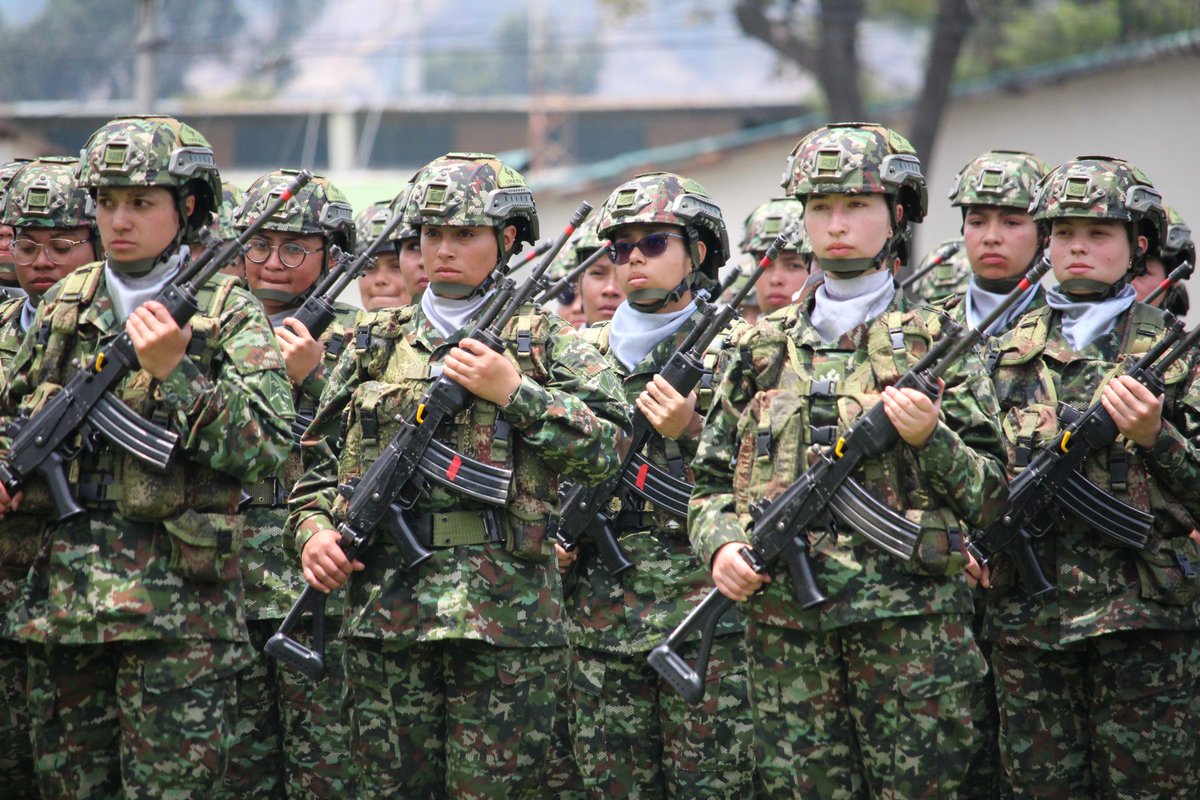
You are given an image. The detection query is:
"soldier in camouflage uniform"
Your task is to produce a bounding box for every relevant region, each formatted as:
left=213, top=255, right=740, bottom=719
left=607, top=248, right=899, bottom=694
left=554, top=172, right=758, bottom=798
left=1132, top=204, right=1192, bottom=317
left=0, top=159, right=33, bottom=301
left=982, top=157, right=1200, bottom=799
left=0, top=155, right=100, bottom=800
left=356, top=197, right=415, bottom=310
left=690, top=123, right=1007, bottom=799
left=210, top=180, right=246, bottom=275
left=741, top=196, right=810, bottom=318
left=543, top=225, right=588, bottom=328
left=219, top=170, right=358, bottom=800
left=569, top=216, right=623, bottom=327
left=0, top=115, right=293, bottom=799
left=906, top=235, right=971, bottom=302
left=287, top=152, right=629, bottom=799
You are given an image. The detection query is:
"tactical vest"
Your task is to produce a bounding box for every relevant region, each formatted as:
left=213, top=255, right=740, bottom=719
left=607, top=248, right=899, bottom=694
left=989, top=303, right=1191, bottom=538
left=730, top=304, right=966, bottom=576
left=16, top=262, right=243, bottom=522
left=339, top=303, right=558, bottom=560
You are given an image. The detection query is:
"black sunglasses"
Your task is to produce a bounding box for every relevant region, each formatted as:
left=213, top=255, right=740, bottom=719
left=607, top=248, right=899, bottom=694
left=605, top=232, right=685, bottom=265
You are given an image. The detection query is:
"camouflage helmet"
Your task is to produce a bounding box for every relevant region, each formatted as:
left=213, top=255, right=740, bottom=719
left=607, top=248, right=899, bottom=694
left=1161, top=205, right=1195, bottom=269
left=594, top=171, right=730, bottom=281
left=740, top=196, right=807, bottom=255
left=0, top=159, right=33, bottom=216
left=385, top=185, right=420, bottom=248
left=1, top=157, right=96, bottom=235
left=212, top=181, right=244, bottom=240
left=354, top=199, right=396, bottom=256
left=948, top=150, right=1047, bottom=211
left=235, top=169, right=355, bottom=258
left=402, top=152, right=539, bottom=250
left=1031, top=156, right=1166, bottom=256
left=571, top=215, right=606, bottom=262
left=77, top=115, right=221, bottom=236
left=782, top=122, right=927, bottom=224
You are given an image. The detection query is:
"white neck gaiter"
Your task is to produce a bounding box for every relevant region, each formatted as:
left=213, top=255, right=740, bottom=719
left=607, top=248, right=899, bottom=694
left=966, top=275, right=1039, bottom=334
left=104, top=247, right=188, bottom=323
left=1044, top=282, right=1135, bottom=351
left=421, top=286, right=495, bottom=339
left=609, top=299, right=696, bottom=371
left=809, top=269, right=895, bottom=343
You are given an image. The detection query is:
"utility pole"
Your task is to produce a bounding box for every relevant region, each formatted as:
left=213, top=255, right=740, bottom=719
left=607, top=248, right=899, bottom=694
left=527, top=0, right=574, bottom=174
left=134, top=0, right=162, bottom=111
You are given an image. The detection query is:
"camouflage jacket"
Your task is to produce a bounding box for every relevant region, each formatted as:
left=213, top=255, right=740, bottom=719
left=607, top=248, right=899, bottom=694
left=240, top=301, right=359, bottom=621
left=286, top=299, right=629, bottom=649
left=0, top=296, right=43, bottom=613
left=564, top=310, right=741, bottom=654
left=690, top=280, right=1008, bottom=631
left=0, top=262, right=294, bottom=644
left=984, top=303, right=1200, bottom=648
left=909, top=237, right=970, bottom=303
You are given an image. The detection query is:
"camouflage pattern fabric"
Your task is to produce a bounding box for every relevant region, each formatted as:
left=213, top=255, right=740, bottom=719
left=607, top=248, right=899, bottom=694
left=746, top=615, right=982, bottom=799
left=285, top=297, right=627, bottom=795
left=740, top=196, right=807, bottom=256
left=570, top=635, right=757, bottom=798
left=948, top=150, right=1047, bottom=212
left=236, top=169, right=355, bottom=259
left=214, top=181, right=245, bottom=240
left=343, top=638, right=579, bottom=799
left=401, top=152, right=539, bottom=247
left=25, top=638, right=246, bottom=800
left=222, top=302, right=358, bottom=798
left=907, top=237, right=971, bottom=303
left=689, top=281, right=1007, bottom=796
left=0, top=297, right=40, bottom=797
left=984, top=303, right=1200, bottom=796
left=563, top=313, right=757, bottom=797
left=1, top=156, right=96, bottom=233
left=218, top=618, right=353, bottom=800
left=0, top=158, right=33, bottom=286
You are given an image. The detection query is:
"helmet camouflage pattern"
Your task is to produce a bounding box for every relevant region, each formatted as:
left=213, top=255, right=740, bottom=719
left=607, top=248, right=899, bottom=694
left=719, top=269, right=761, bottom=309
left=385, top=184, right=420, bottom=248
left=77, top=115, right=221, bottom=235
left=1161, top=205, right=1194, bottom=268
left=948, top=150, right=1047, bottom=211
left=0, top=159, right=33, bottom=214
left=402, top=152, right=539, bottom=250
left=1, top=157, right=96, bottom=235
left=235, top=169, right=355, bottom=256
left=1031, top=156, right=1166, bottom=254
left=212, top=181, right=243, bottom=240
left=782, top=122, right=927, bottom=223
left=354, top=199, right=397, bottom=256
left=595, top=171, right=730, bottom=280
left=740, top=196, right=807, bottom=255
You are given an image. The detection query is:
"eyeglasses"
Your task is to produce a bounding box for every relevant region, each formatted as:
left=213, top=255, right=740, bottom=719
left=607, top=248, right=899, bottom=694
left=244, top=238, right=321, bottom=269
left=605, top=232, right=685, bottom=265
left=9, top=237, right=92, bottom=266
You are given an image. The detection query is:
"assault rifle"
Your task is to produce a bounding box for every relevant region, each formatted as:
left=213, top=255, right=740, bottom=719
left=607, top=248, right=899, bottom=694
left=551, top=235, right=788, bottom=577
left=285, top=207, right=411, bottom=444
left=536, top=240, right=611, bottom=305
left=648, top=257, right=1052, bottom=704
left=0, top=171, right=314, bottom=521
left=265, top=202, right=593, bottom=680
left=899, top=240, right=963, bottom=292
left=1143, top=260, right=1194, bottom=307
left=696, top=265, right=744, bottom=305
left=966, top=315, right=1200, bottom=595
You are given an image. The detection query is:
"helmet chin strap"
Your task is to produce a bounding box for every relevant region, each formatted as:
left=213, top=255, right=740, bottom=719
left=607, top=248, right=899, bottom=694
left=627, top=274, right=694, bottom=312
left=975, top=251, right=1043, bottom=293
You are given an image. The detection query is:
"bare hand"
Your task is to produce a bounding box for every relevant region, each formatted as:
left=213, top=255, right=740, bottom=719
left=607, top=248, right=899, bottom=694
left=555, top=543, right=578, bottom=574
left=636, top=375, right=699, bottom=441
left=127, top=300, right=191, bottom=381
left=881, top=379, right=943, bottom=449
left=301, top=527, right=364, bottom=593
left=0, top=482, right=24, bottom=517
left=711, top=541, right=769, bottom=602
left=276, top=318, right=325, bottom=385
left=443, top=338, right=522, bottom=406
left=963, top=548, right=991, bottom=590
left=1101, top=375, right=1163, bottom=449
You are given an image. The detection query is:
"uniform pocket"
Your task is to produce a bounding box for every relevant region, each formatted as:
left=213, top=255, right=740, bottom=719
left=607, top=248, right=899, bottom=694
left=1135, top=536, right=1200, bottom=606
left=905, top=508, right=967, bottom=577
left=163, top=510, right=241, bottom=583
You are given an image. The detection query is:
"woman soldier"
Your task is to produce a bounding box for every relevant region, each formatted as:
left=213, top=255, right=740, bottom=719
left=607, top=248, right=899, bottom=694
left=0, top=115, right=293, bottom=799
left=689, top=122, right=1007, bottom=798
left=356, top=197, right=420, bottom=310
left=983, top=157, right=1200, bottom=798
left=556, top=172, right=758, bottom=798
left=741, top=196, right=810, bottom=319
left=220, top=170, right=358, bottom=799
left=0, top=155, right=100, bottom=799
left=1132, top=205, right=1192, bottom=316
left=287, top=152, right=628, bottom=799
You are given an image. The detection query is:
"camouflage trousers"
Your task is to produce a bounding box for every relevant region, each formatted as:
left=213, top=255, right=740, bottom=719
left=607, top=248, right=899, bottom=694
left=25, top=638, right=246, bottom=800
left=958, top=602, right=1009, bottom=800
left=218, top=617, right=353, bottom=799
left=991, top=629, right=1200, bottom=799
left=746, top=614, right=983, bottom=800
left=569, top=635, right=759, bottom=799
left=0, top=638, right=37, bottom=799
left=343, top=637, right=582, bottom=799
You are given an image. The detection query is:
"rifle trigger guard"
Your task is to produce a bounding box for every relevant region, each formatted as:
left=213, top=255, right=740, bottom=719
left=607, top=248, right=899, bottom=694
left=1059, top=431, right=1072, bottom=453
